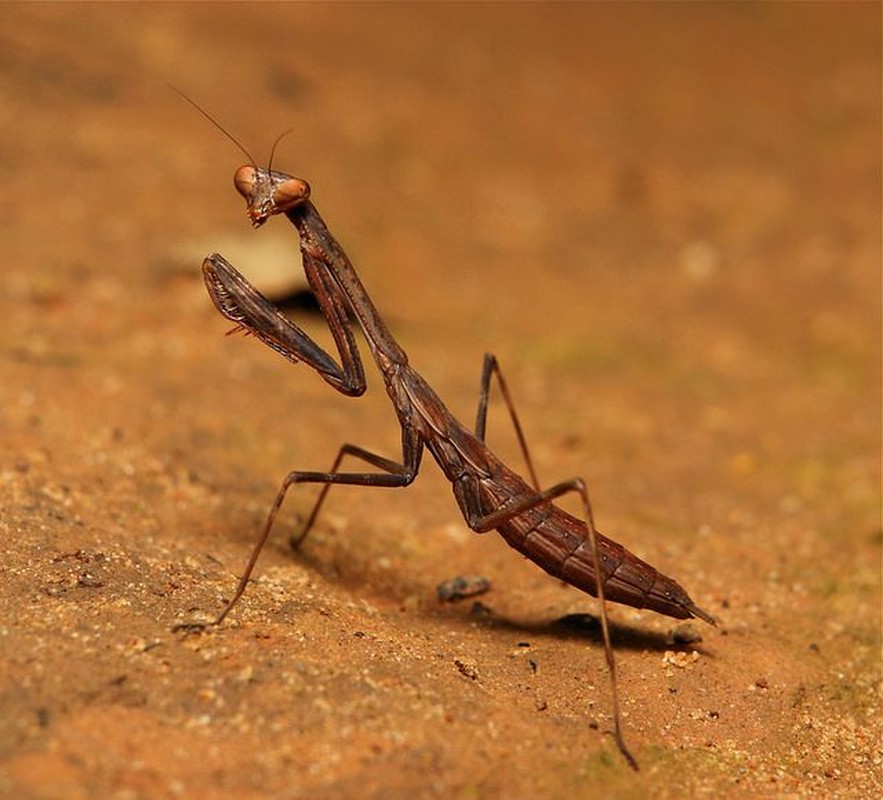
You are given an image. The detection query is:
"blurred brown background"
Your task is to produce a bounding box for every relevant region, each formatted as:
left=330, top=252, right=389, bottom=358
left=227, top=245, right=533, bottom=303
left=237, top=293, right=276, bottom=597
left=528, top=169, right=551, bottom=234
left=1, top=4, right=879, bottom=798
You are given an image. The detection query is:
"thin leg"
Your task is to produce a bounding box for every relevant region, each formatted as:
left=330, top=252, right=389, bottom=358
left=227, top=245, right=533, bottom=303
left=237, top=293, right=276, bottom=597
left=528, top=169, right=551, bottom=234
left=467, top=477, right=639, bottom=772
left=290, top=443, right=414, bottom=550
left=474, top=354, right=540, bottom=490
left=207, top=438, right=421, bottom=628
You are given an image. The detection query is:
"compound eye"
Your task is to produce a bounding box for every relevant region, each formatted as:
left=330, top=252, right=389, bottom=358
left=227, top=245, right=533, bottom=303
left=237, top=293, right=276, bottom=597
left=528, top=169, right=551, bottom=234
left=272, top=177, right=311, bottom=212
left=233, top=165, right=259, bottom=200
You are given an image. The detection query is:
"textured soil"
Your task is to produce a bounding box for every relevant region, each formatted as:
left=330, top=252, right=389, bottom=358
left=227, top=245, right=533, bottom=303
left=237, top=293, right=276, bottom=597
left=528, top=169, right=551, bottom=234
left=1, top=5, right=880, bottom=799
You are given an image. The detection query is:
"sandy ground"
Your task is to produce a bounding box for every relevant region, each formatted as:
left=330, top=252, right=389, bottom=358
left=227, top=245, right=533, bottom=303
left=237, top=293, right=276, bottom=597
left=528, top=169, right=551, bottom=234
left=1, top=4, right=880, bottom=799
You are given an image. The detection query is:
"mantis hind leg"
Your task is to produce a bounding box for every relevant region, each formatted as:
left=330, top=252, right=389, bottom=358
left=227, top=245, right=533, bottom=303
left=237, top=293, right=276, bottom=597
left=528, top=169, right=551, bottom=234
left=466, top=475, right=638, bottom=770
left=468, top=357, right=639, bottom=770
left=474, top=354, right=540, bottom=490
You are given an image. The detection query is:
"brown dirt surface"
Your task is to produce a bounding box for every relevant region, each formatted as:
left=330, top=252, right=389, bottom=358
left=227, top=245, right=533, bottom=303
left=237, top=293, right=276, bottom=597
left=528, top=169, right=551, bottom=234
left=1, top=5, right=880, bottom=799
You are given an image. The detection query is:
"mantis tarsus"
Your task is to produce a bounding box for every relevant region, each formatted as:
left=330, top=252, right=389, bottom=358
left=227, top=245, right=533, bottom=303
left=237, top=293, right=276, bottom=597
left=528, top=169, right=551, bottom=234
left=188, top=110, right=715, bottom=770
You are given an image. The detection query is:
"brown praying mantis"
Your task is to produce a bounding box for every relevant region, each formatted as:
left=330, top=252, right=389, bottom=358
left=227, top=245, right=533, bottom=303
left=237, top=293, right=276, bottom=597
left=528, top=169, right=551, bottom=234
left=187, top=103, right=715, bottom=770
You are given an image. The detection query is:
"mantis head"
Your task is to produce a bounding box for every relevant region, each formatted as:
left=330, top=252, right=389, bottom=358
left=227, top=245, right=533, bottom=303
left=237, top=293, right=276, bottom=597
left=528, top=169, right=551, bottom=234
left=173, top=89, right=310, bottom=227
left=233, top=166, right=311, bottom=228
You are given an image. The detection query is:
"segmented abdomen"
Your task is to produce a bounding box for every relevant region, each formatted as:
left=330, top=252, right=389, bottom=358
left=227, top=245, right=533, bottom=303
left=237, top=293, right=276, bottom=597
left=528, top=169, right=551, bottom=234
left=495, top=501, right=712, bottom=623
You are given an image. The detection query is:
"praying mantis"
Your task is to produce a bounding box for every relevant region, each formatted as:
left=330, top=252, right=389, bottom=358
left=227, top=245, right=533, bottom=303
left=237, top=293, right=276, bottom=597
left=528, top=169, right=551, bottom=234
left=186, top=101, right=715, bottom=769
